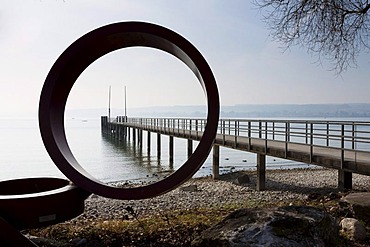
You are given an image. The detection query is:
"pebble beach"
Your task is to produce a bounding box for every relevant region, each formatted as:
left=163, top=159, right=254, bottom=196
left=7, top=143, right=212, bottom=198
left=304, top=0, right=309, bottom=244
left=76, top=168, right=370, bottom=221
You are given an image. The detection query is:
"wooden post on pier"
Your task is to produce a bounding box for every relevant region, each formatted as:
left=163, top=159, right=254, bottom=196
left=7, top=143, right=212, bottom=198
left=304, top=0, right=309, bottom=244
left=113, top=124, right=117, bottom=139
left=137, top=129, right=140, bottom=144
left=257, top=153, right=266, bottom=191
left=139, top=129, right=143, bottom=149
left=187, top=139, right=193, bottom=159
left=157, top=133, right=161, bottom=158
left=118, top=125, right=122, bottom=140
left=147, top=131, right=151, bottom=154
left=213, top=145, right=220, bottom=179
left=169, top=136, right=174, bottom=163
left=136, top=129, right=139, bottom=145
left=338, top=170, right=352, bottom=190
left=132, top=128, right=136, bottom=145
left=101, top=116, right=108, bottom=133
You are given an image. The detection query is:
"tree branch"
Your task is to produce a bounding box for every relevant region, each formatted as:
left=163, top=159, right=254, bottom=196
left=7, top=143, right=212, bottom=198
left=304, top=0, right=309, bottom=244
left=255, top=0, right=370, bottom=74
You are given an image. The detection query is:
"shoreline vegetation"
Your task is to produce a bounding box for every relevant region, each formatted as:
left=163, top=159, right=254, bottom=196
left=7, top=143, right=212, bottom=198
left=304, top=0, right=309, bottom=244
left=28, top=167, right=370, bottom=246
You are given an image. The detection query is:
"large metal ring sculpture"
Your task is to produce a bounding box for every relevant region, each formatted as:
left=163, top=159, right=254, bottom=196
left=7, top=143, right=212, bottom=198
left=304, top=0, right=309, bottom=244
left=39, top=21, right=220, bottom=200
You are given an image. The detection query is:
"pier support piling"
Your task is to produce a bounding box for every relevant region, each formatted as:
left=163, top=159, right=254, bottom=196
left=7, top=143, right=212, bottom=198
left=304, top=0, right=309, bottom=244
left=101, top=116, right=108, bottom=134
left=139, top=129, right=143, bottom=149
left=169, top=136, right=174, bottom=163
left=118, top=126, right=121, bottom=140
left=147, top=131, right=151, bottom=154
left=120, top=126, right=124, bottom=141
left=157, top=133, right=161, bottom=158
left=213, top=145, right=220, bottom=179
left=132, top=128, right=136, bottom=145
left=187, top=139, right=193, bottom=159
left=257, top=153, right=266, bottom=191
left=338, top=170, right=352, bottom=190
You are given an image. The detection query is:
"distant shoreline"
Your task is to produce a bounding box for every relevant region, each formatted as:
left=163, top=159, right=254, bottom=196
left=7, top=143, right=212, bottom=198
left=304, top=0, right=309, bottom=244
left=64, top=103, right=370, bottom=119
left=4, top=103, right=370, bottom=119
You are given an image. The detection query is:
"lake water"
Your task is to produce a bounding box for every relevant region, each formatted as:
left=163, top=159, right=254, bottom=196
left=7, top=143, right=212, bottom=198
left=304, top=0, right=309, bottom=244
left=0, top=117, right=331, bottom=183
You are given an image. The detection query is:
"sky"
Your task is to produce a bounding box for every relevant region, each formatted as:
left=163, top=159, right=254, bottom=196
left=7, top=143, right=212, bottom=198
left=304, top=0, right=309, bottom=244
left=1, top=0, right=370, bottom=117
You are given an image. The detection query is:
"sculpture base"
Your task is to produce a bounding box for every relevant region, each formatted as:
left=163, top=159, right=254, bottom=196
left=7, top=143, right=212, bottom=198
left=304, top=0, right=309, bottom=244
left=0, top=177, right=91, bottom=246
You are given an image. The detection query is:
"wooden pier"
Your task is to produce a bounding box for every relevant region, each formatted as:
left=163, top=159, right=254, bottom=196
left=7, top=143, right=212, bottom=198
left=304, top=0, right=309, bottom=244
left=101, top=116, right=370, bottom=191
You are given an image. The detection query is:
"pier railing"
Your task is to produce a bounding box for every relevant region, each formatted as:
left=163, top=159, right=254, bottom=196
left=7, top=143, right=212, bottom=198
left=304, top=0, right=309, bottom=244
left=106, top=117, right=370, bottom=188
left=114, top=117, right=370, bottom=153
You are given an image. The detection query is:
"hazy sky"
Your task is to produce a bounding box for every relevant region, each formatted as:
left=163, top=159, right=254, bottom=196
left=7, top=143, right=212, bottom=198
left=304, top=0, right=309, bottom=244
left=1, top=0, right=370, bottom=117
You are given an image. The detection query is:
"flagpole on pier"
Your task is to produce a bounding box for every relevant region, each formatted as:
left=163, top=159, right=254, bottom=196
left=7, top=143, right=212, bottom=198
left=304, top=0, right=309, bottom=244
left=108, top=85, right=111, bottom=120
left=124, top=85, right=127, bottom=117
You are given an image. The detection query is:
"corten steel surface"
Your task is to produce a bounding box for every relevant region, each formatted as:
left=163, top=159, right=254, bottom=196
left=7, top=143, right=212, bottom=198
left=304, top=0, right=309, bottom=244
left=39, top=22, right=220, bottom=200
left=0, top=177, right=90, bottom=230
left=0, top=217, right=38, bottom=247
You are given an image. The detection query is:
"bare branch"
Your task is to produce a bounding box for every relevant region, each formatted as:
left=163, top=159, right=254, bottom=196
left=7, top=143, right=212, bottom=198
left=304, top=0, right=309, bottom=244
left=254, top=0, right=370, bottom=74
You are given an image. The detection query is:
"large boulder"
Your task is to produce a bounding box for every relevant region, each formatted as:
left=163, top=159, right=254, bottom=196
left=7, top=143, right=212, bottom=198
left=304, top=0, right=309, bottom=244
left=342, top=192, right=370, bottom=225
left=233, top=174, right=250, bottom=185
left=192, top=206, right=340, bottom=247
left=340, top=218, right=367, bottom=241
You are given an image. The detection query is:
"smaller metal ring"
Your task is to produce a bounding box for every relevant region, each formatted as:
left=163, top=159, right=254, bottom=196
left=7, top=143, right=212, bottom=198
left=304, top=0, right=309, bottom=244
left=0, top=178, right=90, bottom=230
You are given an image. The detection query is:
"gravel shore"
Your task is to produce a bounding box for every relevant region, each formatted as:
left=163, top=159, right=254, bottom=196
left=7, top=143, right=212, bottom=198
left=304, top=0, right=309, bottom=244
left=77, top=168, right=370, bottom=221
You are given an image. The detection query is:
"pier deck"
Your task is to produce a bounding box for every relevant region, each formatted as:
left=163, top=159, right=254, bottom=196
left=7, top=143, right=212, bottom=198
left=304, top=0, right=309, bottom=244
left=102, top=117, right=370, bottom=190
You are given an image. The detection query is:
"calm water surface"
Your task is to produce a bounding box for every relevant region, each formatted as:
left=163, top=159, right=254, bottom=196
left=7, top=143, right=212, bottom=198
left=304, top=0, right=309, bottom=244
left=0, top=117, right=332, bottom=183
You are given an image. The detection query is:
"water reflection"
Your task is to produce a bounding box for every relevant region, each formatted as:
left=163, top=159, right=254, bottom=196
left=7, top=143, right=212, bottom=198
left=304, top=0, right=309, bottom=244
left=101, top=134, right=175, bottom=185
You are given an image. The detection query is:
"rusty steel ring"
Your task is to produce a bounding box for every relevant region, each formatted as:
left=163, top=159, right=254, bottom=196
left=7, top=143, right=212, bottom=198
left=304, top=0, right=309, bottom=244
left=39, top=21, right=219, bottom=200
left=0, top=178, right=90, bottom=230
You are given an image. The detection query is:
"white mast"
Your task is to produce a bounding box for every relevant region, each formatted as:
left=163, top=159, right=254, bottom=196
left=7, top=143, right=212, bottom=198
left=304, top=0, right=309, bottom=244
left=124, top=85, right=127, bottom=117
left=108, top=85, right=111, bottom=120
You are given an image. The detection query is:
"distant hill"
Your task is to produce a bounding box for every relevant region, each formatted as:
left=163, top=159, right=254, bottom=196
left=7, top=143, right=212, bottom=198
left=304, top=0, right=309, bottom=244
left=220, top=103, right=370, bottom=118
left=65, top=103, right=370, bottom=119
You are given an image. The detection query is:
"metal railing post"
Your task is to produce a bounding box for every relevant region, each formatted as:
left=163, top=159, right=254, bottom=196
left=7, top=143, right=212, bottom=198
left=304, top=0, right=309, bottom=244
left=196, top=119, right=198, bottom=139
left=228, top=120, right=231, bottom=135
left=326, top=122, right=329, bottom=146
left=285, top=122, right=289, bottom=158
left=259, top=121, right=262, bottom=139
left=305, top=121, right=308, bottom=144
left=234, top=121, right=238, bottom=147
left=183, top=119, right=185, bottom=136
left=177, top=119, right=180, bottom=135
left=352, top=122, right=355, bottom=150
left=222, top=120, right=225, bottom=145
left=265, top=121, right=268, bottom=154
left=341, top=124, right=345, bottom=169
left=310, top=123, right=313, bottom=163
left=248, top=121, right=251, bottom=151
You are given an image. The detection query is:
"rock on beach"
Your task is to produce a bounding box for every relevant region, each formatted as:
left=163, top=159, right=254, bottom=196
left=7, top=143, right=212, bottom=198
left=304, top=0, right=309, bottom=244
left=192, top=205, right=340, bottom=247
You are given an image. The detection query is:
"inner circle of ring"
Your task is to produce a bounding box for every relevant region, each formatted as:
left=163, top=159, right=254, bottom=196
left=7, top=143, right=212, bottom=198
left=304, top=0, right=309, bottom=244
left=39, top=22, right=220, bottom=200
